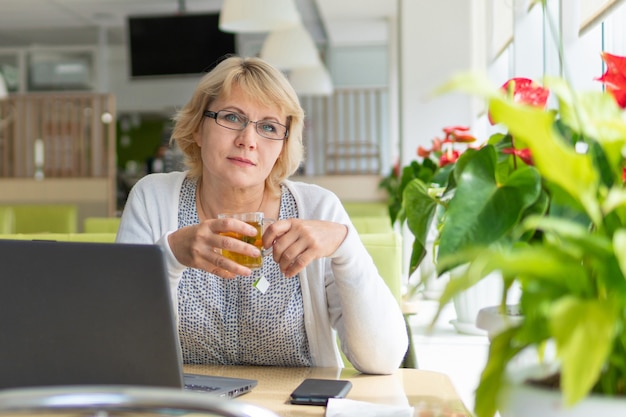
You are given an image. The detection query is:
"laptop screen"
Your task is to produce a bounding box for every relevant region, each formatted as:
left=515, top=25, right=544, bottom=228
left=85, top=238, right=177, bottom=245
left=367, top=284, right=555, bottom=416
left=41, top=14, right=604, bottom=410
left=0, top=239, right=184, bottom=389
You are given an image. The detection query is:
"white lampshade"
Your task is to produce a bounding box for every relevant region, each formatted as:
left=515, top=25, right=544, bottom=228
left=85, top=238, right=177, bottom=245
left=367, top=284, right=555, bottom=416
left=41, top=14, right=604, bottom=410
left=219, top=0, right=301, bottom=33
left=0, top=73, right=8, bottom=100
left=260, top=24, right=321, bottom=70
left=289, top=65, right=333, bottom=96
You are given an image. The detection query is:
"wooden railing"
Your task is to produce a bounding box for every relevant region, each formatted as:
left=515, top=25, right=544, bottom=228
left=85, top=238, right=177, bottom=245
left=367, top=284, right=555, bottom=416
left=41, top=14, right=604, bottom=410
left=0, top=93, right=117, bottom=217
left=0, top=93, right=115, bottom=179
left=300, top=86, right=388, bottom=175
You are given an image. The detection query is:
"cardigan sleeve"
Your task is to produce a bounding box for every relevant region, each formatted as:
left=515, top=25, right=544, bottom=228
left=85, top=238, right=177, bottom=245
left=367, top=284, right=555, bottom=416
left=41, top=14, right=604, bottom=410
left=285, top=180, right=408, bottom=374
left=116, top=172, right=188, bottom=308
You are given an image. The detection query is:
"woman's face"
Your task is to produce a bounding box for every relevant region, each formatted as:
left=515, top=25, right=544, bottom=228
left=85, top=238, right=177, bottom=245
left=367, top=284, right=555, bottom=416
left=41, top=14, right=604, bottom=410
left=194, top=84, right=286, bottom=190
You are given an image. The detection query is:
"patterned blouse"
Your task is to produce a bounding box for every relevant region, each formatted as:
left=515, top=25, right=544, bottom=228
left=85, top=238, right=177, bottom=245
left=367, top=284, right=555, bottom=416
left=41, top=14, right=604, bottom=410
left=176, top=177, right=312, bottom=366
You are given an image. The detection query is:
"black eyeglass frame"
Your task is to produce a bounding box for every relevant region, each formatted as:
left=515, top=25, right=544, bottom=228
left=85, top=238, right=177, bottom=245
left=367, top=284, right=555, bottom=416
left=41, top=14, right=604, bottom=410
left=203, top=110, right=289, bottom=141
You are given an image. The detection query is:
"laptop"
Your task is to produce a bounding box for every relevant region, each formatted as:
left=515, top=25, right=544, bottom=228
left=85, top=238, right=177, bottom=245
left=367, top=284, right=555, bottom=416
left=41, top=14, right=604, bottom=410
left=0, top=239, right=257, bottom=398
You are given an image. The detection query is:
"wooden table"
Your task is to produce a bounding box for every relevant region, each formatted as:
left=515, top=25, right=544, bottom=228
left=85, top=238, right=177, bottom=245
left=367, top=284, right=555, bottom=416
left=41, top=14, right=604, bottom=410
left=184, top=364, right=470, bottom=417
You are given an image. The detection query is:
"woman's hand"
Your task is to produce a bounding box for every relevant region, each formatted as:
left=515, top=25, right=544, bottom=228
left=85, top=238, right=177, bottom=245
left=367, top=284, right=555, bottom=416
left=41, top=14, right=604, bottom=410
left=168, top=218, right=261, bottom=278
left=262, top=219, right=348, bottom=278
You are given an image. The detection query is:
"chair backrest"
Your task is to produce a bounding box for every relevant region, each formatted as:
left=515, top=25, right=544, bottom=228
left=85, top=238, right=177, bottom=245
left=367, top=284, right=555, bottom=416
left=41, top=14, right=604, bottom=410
left=83, top=217, right=121, bottom=233
left=0, top=233, right=116, bottom=243
left=359, top=232, right=403, bottom=304
left=350, top=216, right=393, bottom=234
left=342, top=202, right=389, bottom=218
left=0, top=233, right=70, bottom=241
left=0, top=207, right=15, bottom=233
left=5, top=205, right=78, bottom=234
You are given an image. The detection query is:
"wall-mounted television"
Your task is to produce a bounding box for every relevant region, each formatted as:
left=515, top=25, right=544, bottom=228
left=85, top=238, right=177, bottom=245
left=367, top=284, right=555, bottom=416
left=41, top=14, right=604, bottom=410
left=127, top=13, right=236, bottom=78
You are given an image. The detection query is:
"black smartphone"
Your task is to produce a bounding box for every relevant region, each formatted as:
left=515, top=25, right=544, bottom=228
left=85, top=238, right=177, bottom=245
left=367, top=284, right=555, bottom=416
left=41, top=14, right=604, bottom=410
left=289, top=378, right=353, bottom=405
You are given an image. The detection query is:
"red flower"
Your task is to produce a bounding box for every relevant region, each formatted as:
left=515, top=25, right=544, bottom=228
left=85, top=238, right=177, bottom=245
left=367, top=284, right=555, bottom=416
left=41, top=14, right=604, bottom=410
left=392, top=159, right=400, bottom=178
left=443, top=126, right=476, bottom=143
left=596, top=52, right=626, bottom=109
left=443, top=125, right=470, bottom=135
left=503, top=147, right=533, bottom=166
left=452, top=132, right=477, bottom=143
left=503, top=77, right=550, bottom=107
left=417, top=146, right=431, bottom=158
left=442, top=125, right=476, bottom=143
left=431, top=137, right=443, bottom=152
left=439, top=149, right=460, bottom=167
left=489, top=77, right=550, bottom=124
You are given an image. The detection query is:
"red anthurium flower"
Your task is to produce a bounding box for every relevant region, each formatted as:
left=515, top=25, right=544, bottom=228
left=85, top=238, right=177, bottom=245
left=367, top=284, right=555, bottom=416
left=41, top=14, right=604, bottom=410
left=441, top=126, right=476, bottom=143
left=503, top=147, right=533, bottom=166
left=623, top=167, right=626, bottom=183
left=392, top=159, right=400, bottom=178
left=443, top=125, right=470, bottom=135
left=596, top=52, right=626, bottom=109
left=439, top=149, right=460, bottom=167
left=417, top=146, right=431, bottom=158
left=503, top=77, right=550, bottom=108
left=431, top=138, right=443, bottom=152
left=451, top=132, right=477, bottom=143
left=489, top=77, right=550, bottom=124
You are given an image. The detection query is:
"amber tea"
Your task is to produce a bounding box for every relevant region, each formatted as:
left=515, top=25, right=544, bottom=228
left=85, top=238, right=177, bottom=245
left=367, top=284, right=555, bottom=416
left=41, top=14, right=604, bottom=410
left=220, top=220, right=263, bottom=268
left=218, top=212, right=274, bottom=269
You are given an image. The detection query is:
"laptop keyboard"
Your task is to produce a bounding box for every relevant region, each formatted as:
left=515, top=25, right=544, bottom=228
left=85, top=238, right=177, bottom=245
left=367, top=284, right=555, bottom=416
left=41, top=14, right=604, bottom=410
left=184, top=383, right=221, bottom=393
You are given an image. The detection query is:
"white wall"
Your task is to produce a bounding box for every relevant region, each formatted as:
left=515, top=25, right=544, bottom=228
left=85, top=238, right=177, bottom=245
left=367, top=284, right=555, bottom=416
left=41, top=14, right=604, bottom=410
left=399, top=0, right=474, bottom=165
left=398, top=0, right=478, bottom=279
left=107, top=45, right=200, bottom=114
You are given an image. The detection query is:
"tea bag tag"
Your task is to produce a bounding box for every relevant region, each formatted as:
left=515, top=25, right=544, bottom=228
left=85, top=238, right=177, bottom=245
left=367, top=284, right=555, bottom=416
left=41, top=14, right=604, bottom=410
left=254, top=275, right=270, bottom=294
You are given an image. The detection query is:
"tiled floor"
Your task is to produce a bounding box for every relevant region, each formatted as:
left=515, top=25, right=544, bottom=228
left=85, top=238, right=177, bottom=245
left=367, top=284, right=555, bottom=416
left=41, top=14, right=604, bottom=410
left=408, top=299, right=491, bottom=414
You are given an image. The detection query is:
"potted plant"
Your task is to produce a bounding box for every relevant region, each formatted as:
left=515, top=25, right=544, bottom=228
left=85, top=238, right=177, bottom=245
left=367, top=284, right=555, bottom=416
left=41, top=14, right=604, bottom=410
left=379, top=125, right=476, bottom=300
left=383, top=79, right=551, bottom=326
left=423, top=45, right=626, bottom=417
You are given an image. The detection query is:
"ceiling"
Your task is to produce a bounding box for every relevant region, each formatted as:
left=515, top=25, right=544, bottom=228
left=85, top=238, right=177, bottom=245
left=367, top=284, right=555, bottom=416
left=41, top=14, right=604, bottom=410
left=0, top=0, right=396, bottom=49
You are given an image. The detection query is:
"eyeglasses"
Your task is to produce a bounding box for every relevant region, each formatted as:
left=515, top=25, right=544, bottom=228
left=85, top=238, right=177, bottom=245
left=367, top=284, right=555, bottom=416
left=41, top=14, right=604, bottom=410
left=204, top=110, right=289, bottom=141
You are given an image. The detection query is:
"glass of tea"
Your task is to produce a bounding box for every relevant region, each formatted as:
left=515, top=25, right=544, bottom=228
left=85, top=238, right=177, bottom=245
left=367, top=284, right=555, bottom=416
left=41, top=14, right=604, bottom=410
left=217, top=212, right=274, bottom=268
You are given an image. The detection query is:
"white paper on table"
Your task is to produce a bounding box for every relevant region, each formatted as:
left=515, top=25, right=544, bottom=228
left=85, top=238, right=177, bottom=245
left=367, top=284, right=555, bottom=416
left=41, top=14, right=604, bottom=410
left=325, top=398, right=414, bottom=417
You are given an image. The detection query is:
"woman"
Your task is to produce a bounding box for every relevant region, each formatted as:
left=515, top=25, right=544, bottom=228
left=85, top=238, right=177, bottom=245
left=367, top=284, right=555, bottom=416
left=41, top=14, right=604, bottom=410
left=116, top=55, right=408, bottom=375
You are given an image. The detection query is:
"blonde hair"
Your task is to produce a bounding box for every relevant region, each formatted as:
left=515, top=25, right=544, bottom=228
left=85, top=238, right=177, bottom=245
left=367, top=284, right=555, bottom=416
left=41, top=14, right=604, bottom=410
left=171, top=55, right=305, bottom=196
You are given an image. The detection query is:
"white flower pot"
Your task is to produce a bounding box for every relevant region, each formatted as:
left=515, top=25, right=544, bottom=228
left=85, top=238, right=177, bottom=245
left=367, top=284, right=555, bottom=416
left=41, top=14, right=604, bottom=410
left=476, top=304, right=523, bottom=341
left=449, top=267, right=522, bottom=335
left=417, top=244, right=449, bottom=300
left=451, top=269, right=503, bottom=329
left=500, top=380, right=626, bottom=417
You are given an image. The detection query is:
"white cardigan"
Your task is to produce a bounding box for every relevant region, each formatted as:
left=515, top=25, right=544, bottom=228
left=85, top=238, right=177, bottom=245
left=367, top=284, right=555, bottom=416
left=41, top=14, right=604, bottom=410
left=116, top=171, right=408, bottom=374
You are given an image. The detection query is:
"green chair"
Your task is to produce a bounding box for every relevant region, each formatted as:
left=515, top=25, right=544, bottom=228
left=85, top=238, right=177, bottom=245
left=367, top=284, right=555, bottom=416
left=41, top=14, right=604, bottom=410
left=350, top=216, right=393, bottom=234
left=342, top=202, right=389, bottom=218
left=0, top=233, right=71, bottom=241
left=83, top=217, right=121, bottom=233
left=5, top=205, right=78, bottom=234
left=0, top=233, right=116, bottom=243
left=0, top=207, right=15, bottom=233
left=359, top=232, right=403, bottom=303
left=68, top=233, right=117, bottom=243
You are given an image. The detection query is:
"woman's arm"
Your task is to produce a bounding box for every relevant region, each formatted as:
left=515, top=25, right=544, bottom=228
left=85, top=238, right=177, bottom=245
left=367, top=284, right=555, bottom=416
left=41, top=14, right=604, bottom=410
left=116, top=173, right=188, bottom=305
left=284, top=180, right=408, bottom=374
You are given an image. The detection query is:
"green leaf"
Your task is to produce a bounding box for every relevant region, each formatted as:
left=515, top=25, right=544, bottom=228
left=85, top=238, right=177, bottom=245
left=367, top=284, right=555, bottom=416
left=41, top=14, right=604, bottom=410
left=613, top=229, right=626, bottom=279
left=403, top=179, right=439, bottom=273
left=547, top=77, right=626, bottom=164
left=488, top=97, right=602, bottom=224
left=603, top=188, right=626, bottom=216
left=437, top=146, right=542, bottom=271
left=475, top=328, right=525, bottom=417
left=437, top=245, right=589, bottom=296
left=549, top=297, right=616, bottom=405
left=521, top=216, right=613, bottom=260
